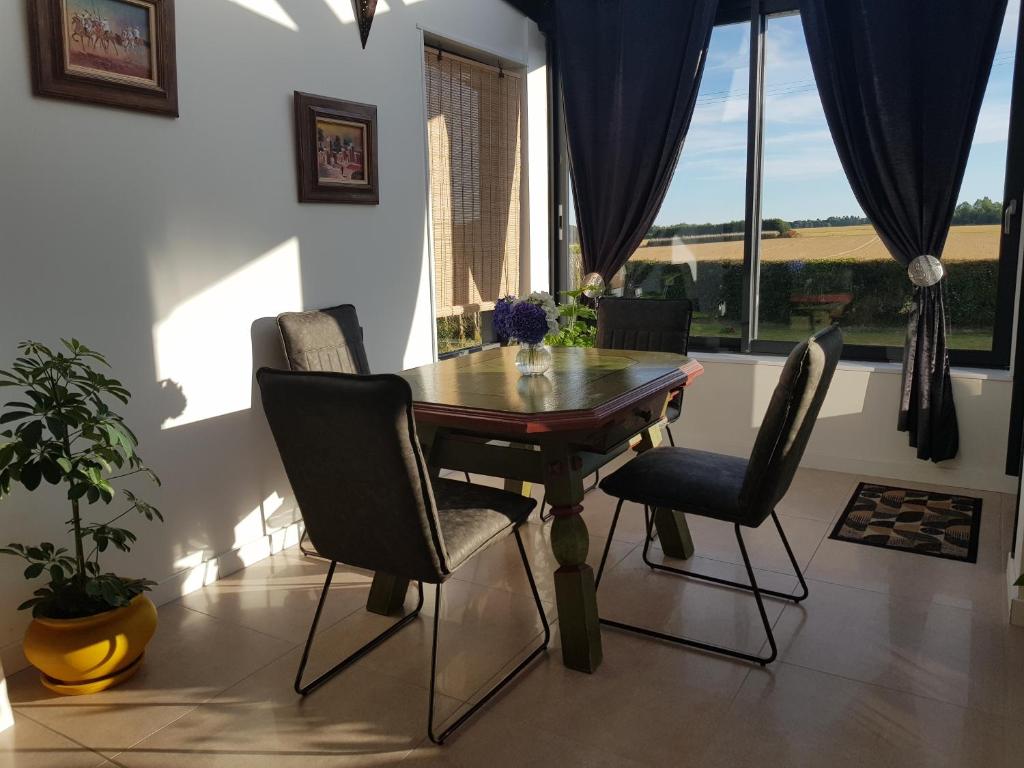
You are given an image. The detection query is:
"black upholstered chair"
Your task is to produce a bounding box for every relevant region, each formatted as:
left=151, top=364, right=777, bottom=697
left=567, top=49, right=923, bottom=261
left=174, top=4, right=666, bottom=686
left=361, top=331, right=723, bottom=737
left=258, top=369, right=549, bottom=744
left=277, top=303, right=371, bottom=375
left=597, top=297, right=693, bottom=446
left=537, top=297, right=695, bottom=522
left=276, top=305, right=472, bottom=554
left=595, top=325, right=843, bottom=665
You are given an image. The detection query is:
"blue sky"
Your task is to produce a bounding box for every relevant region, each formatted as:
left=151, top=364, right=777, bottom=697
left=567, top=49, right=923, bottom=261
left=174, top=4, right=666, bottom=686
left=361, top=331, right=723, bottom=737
left=654, top=3, right=1020, bottom=225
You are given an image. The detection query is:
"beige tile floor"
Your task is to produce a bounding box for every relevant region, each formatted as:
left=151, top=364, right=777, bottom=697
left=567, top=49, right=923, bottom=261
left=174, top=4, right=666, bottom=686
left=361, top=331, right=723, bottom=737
left=3, top=465, right=1022, bottom=767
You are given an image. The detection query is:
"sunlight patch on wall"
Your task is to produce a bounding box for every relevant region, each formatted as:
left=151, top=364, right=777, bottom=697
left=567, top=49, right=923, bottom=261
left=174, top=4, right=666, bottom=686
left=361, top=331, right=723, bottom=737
left=0, top=676, right=12, bottom=734
left=750, top=365, right=869, bottom=428
left=223, top=0, right=298, bottom=30
left=153, top=237, right=303, bottom=429
left=323, top=0, right=392, bottom=24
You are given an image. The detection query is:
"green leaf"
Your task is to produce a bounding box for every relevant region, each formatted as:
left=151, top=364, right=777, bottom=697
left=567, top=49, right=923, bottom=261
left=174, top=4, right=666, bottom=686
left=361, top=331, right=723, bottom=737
left=0, top=411, right=32, bottom=424
left=20, top=462, right=41, bottom=491
left=24, top=562, right=44, bottom=579
left=39, top=459, right=62, bottom=485
left=18, top=420, right=43, bottom=447
left=0, top=444, right=13, bottom=470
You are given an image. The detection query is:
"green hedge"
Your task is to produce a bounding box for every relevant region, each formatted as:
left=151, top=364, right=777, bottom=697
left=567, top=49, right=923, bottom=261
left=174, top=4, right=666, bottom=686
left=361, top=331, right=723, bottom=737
left=623, top=258, right=999, bottom=329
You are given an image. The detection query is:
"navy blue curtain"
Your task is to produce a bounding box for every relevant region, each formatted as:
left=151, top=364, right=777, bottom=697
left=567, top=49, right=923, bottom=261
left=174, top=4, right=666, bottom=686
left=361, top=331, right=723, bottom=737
left=800, top=0, right=1007, bottom=462
left=555, top=0, right=719, bottom=284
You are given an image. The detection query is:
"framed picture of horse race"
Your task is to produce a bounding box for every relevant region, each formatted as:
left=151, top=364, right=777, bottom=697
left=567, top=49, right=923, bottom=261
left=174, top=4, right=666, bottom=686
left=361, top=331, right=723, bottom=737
left=28, top=0, right=178, bottom=117
left=293, top=91, right=379, bottom=205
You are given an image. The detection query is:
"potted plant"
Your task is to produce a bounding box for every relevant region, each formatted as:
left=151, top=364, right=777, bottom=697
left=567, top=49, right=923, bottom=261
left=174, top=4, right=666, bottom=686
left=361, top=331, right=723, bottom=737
left=0, top=340, right=162, bottom=695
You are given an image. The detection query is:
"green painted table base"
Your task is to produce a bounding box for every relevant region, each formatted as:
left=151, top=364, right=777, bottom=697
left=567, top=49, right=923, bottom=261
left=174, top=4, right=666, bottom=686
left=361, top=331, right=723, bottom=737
left=366, top=571, right=411, bottom=616
left=635, top=424, right=695, bottom=561
left=359, top=348, right=704, bottom=669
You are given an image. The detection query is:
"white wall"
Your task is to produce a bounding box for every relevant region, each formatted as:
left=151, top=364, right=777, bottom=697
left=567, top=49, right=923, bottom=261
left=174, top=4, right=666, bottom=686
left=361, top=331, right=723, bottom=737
left=678, top=356, right=1016, bottom=495
left=0, top=0, right=547, bottom=673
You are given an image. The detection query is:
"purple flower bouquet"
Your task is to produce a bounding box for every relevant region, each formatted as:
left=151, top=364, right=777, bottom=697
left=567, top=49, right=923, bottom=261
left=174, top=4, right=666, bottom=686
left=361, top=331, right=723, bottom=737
left=493, top=292, right=559, bottom=375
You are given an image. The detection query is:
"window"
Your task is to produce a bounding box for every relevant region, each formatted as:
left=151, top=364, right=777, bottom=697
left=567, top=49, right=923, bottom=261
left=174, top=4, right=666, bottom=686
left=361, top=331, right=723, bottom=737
left=562, top=1, right=1023, bottom=367
left=609, top=22, right=750, bottom=349
left=424, top=46, right=523, bottom=355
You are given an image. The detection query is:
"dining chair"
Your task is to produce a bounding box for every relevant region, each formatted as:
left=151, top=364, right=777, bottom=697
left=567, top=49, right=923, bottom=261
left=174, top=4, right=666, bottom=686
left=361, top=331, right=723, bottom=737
left=257, top=368, right=550, bottom=744
left=595, top=325, right=842, bottom=665
left=277, top=303, right=371, bottom=376
left=596, top=297, right=693, bottom=447
left=537, top=297, right=695, bottom=522
left=276, top=304, right=471, bottom=556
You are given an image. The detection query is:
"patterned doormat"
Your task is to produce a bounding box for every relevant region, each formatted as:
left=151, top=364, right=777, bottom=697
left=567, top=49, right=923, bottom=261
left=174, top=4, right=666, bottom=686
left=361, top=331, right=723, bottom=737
left=829, top=482, right=983, bottom=563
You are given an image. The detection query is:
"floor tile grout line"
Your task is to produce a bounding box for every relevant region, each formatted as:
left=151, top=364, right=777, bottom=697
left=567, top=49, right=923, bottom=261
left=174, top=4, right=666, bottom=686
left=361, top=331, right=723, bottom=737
left=173, top=602, right=310, bottom=646
left=772, top=658, right=1010, bottom=719
left=6, top=706, right=113, bottom=767
left=797, top=573, right=1000, bottom=618
left=96, top=638, right=304, bottom=762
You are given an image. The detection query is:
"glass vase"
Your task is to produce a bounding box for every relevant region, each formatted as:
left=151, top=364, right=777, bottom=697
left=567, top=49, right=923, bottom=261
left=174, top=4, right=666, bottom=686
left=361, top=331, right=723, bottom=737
left=515, top=343, right=552, bottom=376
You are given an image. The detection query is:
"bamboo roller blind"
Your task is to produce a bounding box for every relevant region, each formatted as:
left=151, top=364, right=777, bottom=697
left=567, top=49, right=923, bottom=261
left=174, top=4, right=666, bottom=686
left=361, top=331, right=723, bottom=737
left=424, top=47, right=522, bottom=318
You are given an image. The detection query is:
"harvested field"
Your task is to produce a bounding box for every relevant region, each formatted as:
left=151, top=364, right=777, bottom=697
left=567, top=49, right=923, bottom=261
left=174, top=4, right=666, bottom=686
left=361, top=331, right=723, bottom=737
left=632, top=224, right=1000, bottom=264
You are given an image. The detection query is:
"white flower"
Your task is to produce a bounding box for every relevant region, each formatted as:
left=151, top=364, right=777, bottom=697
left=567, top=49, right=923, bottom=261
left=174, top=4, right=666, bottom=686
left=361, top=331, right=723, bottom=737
left=525, top=291, right=559, bottom=335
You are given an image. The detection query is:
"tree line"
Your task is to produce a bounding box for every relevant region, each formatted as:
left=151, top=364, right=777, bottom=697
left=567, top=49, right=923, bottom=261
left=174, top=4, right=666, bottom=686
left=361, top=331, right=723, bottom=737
left=647, top=198, right=1002, bottom=238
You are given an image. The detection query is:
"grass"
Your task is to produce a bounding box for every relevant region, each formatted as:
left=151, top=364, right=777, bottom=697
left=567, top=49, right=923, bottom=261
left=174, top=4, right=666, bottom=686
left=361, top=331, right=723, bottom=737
left=690, top=318, right=993, bottom=351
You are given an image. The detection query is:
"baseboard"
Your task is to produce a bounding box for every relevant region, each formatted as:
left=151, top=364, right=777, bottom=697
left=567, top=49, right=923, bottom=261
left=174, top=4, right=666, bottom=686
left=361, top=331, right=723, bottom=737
left=674, top=433, right=1015, bottom=495
left=0, top=521, right=305, bottom=677
left=798, top=453, right=1017, bottom=495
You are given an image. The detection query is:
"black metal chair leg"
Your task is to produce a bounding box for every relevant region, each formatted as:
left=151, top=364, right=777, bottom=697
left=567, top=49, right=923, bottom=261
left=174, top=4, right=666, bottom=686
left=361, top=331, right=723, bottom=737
left=735, top=524, right=778, bottom=665
left=464, top=472, right=472, bottom=483
left=294, top=561, right=425, bottom=695
left=772, top=510, right=808, bottom=601
left=595, top=498, right=625, bottom=588
left=666, top=424, right=676, bottom=447
left=298, top=527, right=321, bottom=558
left=597, top=501, right=796, bottom=666
left=639, top=509, right=805, bottom=603
left=428, top=528, right=550, bottom=744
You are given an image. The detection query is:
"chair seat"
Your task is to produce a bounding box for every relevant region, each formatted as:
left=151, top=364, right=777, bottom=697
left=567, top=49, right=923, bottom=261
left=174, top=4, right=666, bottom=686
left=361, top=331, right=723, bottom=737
left=434, top=479, right=537, bottom=572
left=599, top=447, right=752, bottom=525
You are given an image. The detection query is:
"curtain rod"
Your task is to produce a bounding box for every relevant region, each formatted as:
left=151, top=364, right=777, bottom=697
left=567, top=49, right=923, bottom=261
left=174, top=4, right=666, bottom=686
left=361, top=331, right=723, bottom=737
left=425, top=45, right=522, bottom=79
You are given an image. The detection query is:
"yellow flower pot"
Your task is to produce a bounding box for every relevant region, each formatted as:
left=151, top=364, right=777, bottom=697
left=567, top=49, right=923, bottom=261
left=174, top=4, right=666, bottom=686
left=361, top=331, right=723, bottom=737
left=23, top=594, right=158, bottom=695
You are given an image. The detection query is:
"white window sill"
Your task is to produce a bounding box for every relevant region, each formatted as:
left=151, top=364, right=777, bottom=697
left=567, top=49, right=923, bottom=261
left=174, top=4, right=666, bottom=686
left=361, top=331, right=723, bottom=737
left=688, top=350, right=1012, bottom=382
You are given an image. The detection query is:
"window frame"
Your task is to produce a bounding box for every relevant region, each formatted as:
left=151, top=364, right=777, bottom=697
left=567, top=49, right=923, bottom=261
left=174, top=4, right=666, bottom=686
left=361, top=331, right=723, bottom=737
left=551, top=0, right=1024, bottom=369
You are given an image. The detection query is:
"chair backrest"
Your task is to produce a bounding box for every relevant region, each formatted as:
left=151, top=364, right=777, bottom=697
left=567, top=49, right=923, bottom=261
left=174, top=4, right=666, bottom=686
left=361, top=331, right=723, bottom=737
left=739, top=325, right=843, bottom=524
left=277, top=304, right=370, bottom=374
left=257, top=368, right=450, bottom=583
left=596, top=297, right=693, bottom=354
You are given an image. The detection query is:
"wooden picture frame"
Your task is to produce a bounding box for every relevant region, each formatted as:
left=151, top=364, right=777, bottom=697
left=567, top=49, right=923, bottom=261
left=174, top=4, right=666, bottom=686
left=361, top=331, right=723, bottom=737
left=28, top=0, right=178, bottom=117
left=294, top=91, right=379, bottom=205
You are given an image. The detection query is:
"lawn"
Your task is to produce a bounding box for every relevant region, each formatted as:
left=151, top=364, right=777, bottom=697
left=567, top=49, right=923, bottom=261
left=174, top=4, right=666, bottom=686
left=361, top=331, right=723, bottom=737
left=635, top=224, right=1000, bottom=264
left=690, top=317, right=993, bottom=351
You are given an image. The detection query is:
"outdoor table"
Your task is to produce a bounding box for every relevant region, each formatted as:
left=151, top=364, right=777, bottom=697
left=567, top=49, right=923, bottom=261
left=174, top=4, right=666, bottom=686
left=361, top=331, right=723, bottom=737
left=365, top=346, right=704, bottom=673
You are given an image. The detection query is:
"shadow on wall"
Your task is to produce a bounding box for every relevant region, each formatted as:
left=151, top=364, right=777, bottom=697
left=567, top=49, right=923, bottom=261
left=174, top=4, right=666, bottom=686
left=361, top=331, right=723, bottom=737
left=0, top=0, right=542, bottom=661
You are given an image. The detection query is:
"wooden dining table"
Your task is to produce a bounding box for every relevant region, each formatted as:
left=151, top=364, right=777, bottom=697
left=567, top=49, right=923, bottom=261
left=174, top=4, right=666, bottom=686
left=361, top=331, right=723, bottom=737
left=364, top=346, right=704, bottom=673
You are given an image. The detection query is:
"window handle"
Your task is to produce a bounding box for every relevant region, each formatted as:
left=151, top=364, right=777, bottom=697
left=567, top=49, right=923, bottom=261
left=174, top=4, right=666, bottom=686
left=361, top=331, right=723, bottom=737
left=1005, top=198, right=1018, bottom=235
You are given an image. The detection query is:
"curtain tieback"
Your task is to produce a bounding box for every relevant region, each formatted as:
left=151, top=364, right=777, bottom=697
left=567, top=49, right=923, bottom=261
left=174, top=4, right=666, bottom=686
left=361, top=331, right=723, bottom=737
left=907, top=255, right=944, bottom=287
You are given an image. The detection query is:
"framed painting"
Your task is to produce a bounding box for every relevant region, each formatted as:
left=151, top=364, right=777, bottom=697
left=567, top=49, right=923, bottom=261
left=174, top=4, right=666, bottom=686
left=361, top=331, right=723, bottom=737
left=294, top=91, right=379, bottom=204
left=28, top=0, right=178, bottom=117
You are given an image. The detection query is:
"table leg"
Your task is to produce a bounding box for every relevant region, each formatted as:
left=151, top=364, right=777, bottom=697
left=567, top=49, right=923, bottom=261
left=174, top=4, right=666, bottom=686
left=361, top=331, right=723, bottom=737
left=365, top=425, right=443, bottom=616
left=366, top=573, right=411, bottom=616
left=636, top=424, right=695, bottom=560
left=545, top=448, right=602, bottom=673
